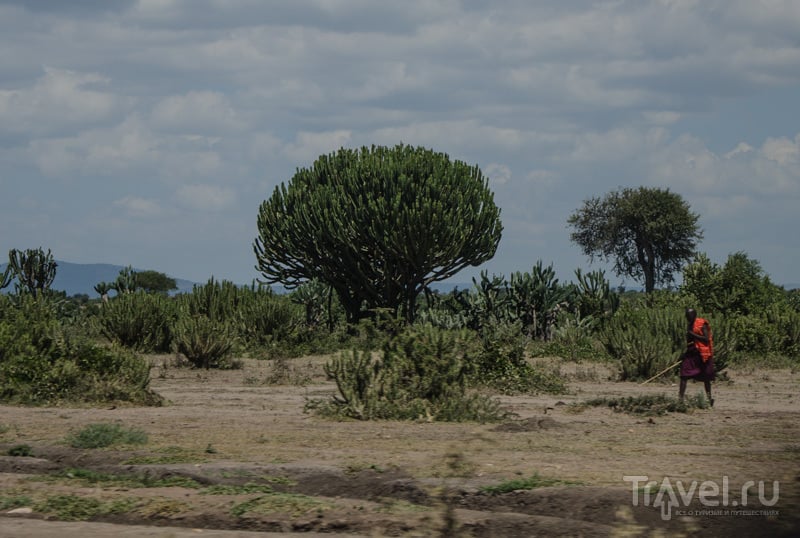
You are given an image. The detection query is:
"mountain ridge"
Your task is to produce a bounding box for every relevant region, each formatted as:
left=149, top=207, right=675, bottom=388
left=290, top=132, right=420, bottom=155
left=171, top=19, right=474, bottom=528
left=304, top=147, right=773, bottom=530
left=0, top=260, right=198, bottom=298
left=3, top=260, right=796, bottom=298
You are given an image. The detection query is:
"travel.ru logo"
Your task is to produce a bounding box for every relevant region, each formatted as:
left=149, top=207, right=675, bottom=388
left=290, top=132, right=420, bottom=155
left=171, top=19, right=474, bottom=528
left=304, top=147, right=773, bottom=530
left=623, top=475, right=780, bottom=521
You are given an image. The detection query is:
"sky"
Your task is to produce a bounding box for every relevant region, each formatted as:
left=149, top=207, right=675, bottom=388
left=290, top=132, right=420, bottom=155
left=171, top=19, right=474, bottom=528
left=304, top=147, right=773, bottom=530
left=1, top=0, right=799, bottom=289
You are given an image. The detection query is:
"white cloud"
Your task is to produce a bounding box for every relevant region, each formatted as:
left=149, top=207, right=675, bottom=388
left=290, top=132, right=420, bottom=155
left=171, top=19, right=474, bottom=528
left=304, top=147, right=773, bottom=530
left=2, top=0, right=800, bottom=285
left=113, top=196, right=163, bottom=218
left=175, top=184, right=236, bottom=212
left=761, top=136, right=799, bottom=165
left=150, top=91, right=245, bottom=134
left=28, top=115, right=158, bottom=178
left=0, top=67, right=121, bottom=136
left=724, top=142, right=754, bottom=158
left=371, top=121, right=526, bottom=155
left=642, top=111, right=682, bottom=125
left=484, top=163, right=511, bottom=186
left=282, top=130, right=353, bottom=164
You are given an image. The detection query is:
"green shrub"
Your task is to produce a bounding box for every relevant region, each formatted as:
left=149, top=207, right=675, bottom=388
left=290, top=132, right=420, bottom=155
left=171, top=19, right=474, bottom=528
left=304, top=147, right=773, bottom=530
left=0, top=296, right=161, bottom=406
left=172, top=314, right=237, bottom=369
left=765, top=304, right=800, bottom=358
left=579, top=394, right=708, bottom=416
left=602, top=306, right=684, bottom=381
left=537, top=313, right=604, bottom=362
left=7, top=444, right=33, bottom=457
left=728, top=314, right=781, bottom=354
left=237, top=293, right=302, bottom=349
left=66, top=423, right=148, bottom=449
left=474, top=320, right=567, bottom=394
left=97, top=291, right=175, bottom=351
left=480, top=473, right=578, bottom=495
left=33, top=494, right=136, bottom=521
left=308, top=325, right=506, bottom=422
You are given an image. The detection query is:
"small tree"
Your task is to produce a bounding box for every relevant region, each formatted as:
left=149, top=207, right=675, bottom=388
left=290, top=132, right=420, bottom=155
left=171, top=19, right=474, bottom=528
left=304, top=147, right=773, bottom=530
left=568, top=187, right=702, bottom=293
left=135, top=270, right=178, bottom=295
left=254, top=144, right=503, bottom=323
left=6, top=248, right=58, bottom=298
left=94, top=282, right=114, bottom=303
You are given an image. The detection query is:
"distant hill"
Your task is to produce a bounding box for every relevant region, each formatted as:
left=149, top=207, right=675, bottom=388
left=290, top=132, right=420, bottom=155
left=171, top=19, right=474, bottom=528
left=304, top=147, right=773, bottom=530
left=0, top=260, right=197, bottom=298
left=3, top=260, right=792, bottom=298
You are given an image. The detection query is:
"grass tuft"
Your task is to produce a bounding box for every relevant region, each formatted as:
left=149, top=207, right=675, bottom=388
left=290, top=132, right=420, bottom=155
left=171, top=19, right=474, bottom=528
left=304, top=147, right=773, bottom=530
left=66, top=423, right=148, bottom=449
left=575, top=393, right=708, bottom=416
left=7, top=444, right=33, bottom=457
left=480, top=473, right=579, bottom=495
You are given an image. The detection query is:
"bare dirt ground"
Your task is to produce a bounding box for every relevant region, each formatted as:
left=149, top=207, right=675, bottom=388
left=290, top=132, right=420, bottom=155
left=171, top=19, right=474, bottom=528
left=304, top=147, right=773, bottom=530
left=0, top=355, right=798, bottom=537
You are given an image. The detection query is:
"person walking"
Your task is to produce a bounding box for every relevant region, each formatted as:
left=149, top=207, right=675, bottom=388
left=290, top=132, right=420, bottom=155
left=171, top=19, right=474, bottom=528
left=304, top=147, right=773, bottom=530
left=679, top=307, right=715, bottom=406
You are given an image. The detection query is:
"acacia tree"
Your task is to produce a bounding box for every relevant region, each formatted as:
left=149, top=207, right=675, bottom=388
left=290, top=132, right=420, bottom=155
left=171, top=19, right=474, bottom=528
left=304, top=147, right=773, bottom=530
left=135, top=270, right=177, bottom=295
left=568, top=187, right=702, bottom=293
left=254, top=144, right=503, bottom=323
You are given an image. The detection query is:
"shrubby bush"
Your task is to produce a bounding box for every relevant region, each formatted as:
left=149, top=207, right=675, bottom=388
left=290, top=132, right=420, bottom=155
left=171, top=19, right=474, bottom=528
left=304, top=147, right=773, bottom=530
left=602, top=305, right=684, bottom=381
left=308, top=325, right=506, bottom=422
left=0, top=295, right=161, bottom=405
left=535, top=312, right=604, bottom=362
left=96, top=291, right=175, bottom=352
left=172, top=315, right=238, bottom=369
left=473, top=320, right=567, bottom=395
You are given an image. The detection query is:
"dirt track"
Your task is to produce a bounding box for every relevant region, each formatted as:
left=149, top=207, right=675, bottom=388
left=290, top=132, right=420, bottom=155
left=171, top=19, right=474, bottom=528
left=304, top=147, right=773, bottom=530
left=1, top=356, right=798, bottom=536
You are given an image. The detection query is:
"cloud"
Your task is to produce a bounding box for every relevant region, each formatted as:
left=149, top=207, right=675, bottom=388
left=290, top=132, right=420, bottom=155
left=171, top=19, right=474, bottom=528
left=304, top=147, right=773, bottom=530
left=0, top=67, right=122, bottom=136
left=150, top=91, right=245, bottom=134
left=484, top=163, right=512, bottom=186
left=2, top=0, right=800, bottom=285
left=282, top=130, right=353, bottom=164
left=113, top=196, right=163, bottom=218
left=175, top=184, right=236, bottom=212
left=28, top=115, right=158, bottom=178
left=761, top=135, right=799, bottom=165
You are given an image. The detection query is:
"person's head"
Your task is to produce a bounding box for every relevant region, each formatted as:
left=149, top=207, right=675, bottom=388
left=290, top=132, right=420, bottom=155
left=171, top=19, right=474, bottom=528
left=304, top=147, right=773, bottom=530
left=685, top=307, right=697, bottom=323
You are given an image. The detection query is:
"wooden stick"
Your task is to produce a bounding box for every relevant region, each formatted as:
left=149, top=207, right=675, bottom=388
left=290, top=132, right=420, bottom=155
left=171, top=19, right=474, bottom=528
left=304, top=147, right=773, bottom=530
left=640, top=360, right=682, bottom=385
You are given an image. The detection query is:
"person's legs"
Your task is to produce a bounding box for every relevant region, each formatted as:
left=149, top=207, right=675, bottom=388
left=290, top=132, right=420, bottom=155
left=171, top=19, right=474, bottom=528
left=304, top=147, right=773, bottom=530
left=704, top=380, right=714, bottom=407
left=679, top=377, right=688, bottom=400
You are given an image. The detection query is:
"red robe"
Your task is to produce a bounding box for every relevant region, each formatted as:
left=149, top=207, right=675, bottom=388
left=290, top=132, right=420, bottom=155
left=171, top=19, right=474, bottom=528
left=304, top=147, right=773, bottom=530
left=680, top=317, right=715, bottom=380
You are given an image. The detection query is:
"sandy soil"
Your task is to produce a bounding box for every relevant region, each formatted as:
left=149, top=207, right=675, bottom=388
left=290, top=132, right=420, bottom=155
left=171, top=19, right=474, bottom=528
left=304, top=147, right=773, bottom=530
left=0, top=355, right=798, bottom=537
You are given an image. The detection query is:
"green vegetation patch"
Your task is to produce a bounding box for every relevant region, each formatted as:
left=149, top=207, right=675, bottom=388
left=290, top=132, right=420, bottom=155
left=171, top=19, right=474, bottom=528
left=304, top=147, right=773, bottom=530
left=0, top=293, right=163, bottom=406
left=577, top=393, right=708, bottom=416
left=36, top=468, right=202, bottom=489
left=33, top=494, right=137, bottom=521
left=231, top=492, right=332, bottom=518
left=201, top=483, right=277, bottom=495
left=7, top=444, right=33, bottom=457
left=123, top=445, right=208, bottom=465
left=480, top=473, right=580, bottom=495
left=309, top=326, right=510, bottom=422
left=66, top=423, right=148, bottom=449
left=0, top=495, right=33, bottom=510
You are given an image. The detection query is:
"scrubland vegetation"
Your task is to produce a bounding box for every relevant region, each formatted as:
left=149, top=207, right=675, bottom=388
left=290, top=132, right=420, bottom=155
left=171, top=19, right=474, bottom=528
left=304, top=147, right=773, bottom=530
left=1, top=247, right=797, bottom=421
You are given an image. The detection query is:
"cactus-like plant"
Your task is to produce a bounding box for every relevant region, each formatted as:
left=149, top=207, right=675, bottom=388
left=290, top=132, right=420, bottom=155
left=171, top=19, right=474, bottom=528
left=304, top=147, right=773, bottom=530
left=602, top=307, right=685, bottom=381
left=509, top=261, right=573, bottom=340
left=314, top=326, right=504, bottom=422
left=6, top=247, right=58, bottom=298
left=0, top=264, right=12, bottom=290
left=113, top=265, right=138, bottom=295
left=94, top=281, right=114, bottom=303
left=572, top=268, right=619, bottom=328
left=254, top=144, right=503, bottom=324
left=172, top=314, right=237, bottom=369
left=97, top=292, right=175, bottom=351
